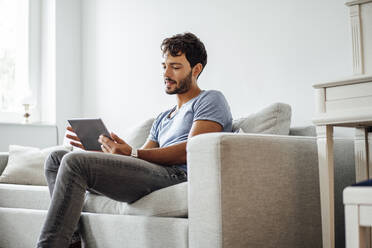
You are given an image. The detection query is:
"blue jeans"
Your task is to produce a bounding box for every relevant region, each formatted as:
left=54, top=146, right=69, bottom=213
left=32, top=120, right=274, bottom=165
left=36, top=150, right=187, bottom=248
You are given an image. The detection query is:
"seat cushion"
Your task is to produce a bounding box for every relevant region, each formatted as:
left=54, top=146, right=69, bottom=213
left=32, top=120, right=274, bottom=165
left=0, top=207, right=188, bottom=248
left=0, top=181, right=188, bottom=217
left=0, top=183, right=51, bottom=210
left=83, top=181, right=188, bottom=217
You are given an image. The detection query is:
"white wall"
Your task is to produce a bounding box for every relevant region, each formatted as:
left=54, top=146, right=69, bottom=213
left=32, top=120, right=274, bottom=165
left=81, top=0, right=353, bottom=136
left=40, top=0, right=56, bottom=124
left=55, top=0, right=82, bottom=143
left=40, top=0, right=82, bottom=144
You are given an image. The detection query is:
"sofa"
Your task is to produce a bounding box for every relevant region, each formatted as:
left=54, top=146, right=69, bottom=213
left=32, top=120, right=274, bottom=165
left=0, top=104, right=356, bottom=248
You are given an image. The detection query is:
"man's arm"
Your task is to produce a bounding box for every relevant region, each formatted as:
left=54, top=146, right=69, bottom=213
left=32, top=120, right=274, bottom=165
left=137, top=120, right=222, bottom=165
left=141, top=140, right=159, bottom=149
left=98, top=120, right=223, bottom=165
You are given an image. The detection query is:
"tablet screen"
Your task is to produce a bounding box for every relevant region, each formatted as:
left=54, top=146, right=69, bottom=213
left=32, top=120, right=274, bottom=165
left=67, top=118, right=111, bottom=151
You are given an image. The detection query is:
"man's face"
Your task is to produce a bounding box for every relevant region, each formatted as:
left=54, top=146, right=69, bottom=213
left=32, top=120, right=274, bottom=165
left=162, top=52, right=193, bottom=95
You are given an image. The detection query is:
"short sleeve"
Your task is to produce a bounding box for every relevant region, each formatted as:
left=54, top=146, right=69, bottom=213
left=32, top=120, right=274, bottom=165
left=193, top=91, right=232, bottom=130
left=147, top=113, right=163, bottom=142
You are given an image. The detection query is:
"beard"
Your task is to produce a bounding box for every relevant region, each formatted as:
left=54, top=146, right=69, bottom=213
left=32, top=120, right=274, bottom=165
left=165, top=71, right=192, bottom=95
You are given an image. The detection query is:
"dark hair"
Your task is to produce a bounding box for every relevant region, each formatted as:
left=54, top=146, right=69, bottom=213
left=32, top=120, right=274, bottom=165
left=161, top=32, right=207, bottom=77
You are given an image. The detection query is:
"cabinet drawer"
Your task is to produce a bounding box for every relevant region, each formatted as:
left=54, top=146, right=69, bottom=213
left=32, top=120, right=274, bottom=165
left=325, top=81, right=372, bottom=112
left=326, top=81, right=372, bottom=100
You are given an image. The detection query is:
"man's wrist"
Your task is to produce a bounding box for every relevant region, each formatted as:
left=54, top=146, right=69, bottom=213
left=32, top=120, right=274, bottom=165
left=130, top=147, right=138, bottom=158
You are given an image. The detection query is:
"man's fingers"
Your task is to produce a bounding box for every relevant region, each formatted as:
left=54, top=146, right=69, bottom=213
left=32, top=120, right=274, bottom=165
left=101, top=144, right=110, bottom=153
left=100, top=139, right=111, bottom=151
left=66, top=126, right=76, bottom=133
left=66, top=134, right=81, bottom=142
left=98, top=135, right=114, bottom=147
left=111, top=132, right=125, bottom=144
left=70, top=141, right=84, bottom=149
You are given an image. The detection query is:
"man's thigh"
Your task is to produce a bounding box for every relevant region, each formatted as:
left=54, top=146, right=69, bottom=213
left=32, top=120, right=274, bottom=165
left=64, top=151, right=186, bottom=203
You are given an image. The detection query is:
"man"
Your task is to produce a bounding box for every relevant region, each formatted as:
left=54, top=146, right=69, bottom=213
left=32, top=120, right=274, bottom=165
left=36, top=32, right=232, bottom=248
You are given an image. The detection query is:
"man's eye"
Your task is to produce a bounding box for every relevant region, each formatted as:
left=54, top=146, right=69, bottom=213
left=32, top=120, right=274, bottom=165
left=173, top=67, right=180, bottom=70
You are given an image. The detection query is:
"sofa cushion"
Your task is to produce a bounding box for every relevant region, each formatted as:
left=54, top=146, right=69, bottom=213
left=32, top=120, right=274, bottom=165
left=0, top=183, right=50, bottom=210
left=0, top=152, right=8, bottom=176
left=0, top=207, right=189, bottom=248
left=0, top=145, right=72, bottom=186
left=83, top=181, right=188, bottom=217
left=289, top=126, right=316, bottom=137
left=0, top=182, right=188, bottom=218
left=121, top=118, right=155, bottom=149
left=232, top=102, right=292, bottom=135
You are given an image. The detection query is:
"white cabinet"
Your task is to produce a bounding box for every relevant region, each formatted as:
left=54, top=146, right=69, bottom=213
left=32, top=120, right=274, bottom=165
left=312, top=1, right=372, bottom=247
left=346, top=0, right=372, bottom=75
left=0, top=123, right=58, bottom=151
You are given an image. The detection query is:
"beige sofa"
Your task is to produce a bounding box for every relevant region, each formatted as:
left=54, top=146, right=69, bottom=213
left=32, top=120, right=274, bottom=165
left=0, top=126, right=355, bottom=248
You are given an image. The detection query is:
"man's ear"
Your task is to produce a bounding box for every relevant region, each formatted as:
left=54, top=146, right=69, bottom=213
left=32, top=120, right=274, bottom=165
left=192, top=63, right=203, bottom=78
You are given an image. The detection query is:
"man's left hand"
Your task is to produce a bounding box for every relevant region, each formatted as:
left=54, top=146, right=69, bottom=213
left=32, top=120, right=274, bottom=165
left=98, top=132, right=132, bottom=156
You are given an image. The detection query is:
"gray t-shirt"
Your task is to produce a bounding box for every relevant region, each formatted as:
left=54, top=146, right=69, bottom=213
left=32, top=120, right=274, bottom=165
left=148, top=90, right=233, bottom=173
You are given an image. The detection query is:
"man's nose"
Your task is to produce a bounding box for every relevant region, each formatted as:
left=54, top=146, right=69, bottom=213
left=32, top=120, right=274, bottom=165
left=163, top=67, right=172, bottom=78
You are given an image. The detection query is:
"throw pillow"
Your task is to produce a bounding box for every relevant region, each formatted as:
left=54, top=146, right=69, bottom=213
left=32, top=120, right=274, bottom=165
left=0, top=145, right=72, bottom=186
left=232, top=102, right=292, bottom=135
left=122, top=118, right=155, bottom=149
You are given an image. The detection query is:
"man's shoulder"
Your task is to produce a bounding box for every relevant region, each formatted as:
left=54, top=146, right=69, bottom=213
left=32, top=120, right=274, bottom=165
left=195, top=90, right=227, bottom=104
left=203, top=89, right=224, bottom=97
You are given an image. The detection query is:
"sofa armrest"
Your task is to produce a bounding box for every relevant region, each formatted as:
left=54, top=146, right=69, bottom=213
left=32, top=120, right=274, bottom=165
left=0, top=152, right=8, bottom=176
left=187, top=132, right=354, bottom=248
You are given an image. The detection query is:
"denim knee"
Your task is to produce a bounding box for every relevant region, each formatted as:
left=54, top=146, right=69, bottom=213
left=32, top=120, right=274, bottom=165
left=59, top=152, right=87, bottom=176
left=45, top=150, right=70, bottom=172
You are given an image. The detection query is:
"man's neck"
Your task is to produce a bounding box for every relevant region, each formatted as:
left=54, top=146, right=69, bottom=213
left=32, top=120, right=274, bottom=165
left=176, top=85, right=202, bottom=109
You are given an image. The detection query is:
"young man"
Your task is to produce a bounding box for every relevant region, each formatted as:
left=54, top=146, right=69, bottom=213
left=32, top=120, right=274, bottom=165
left=36, top=32, right=232, bottom=248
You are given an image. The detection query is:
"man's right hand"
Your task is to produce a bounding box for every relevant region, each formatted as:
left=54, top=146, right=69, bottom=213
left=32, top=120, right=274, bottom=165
left=66, top=126, right=86, bottom=150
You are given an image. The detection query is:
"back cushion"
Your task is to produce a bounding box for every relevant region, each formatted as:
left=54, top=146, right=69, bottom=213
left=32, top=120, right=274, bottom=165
left=232, top=102, right=292, bottom=135
left=289, top=126, right=316, bottom=137
left=122, top=118, right=155, bottom=149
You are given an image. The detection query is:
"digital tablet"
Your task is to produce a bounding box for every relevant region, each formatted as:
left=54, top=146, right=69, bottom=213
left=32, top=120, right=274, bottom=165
left=67, top=118, right=112, bottom=151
